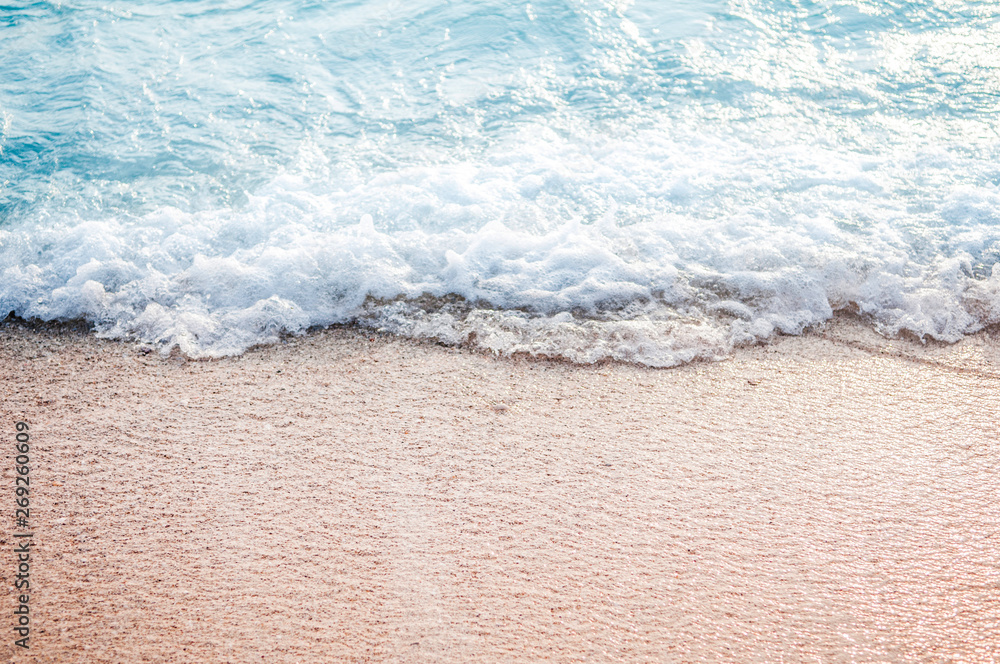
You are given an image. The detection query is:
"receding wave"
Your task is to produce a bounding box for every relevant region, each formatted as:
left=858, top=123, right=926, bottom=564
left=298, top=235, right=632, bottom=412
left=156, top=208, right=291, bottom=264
left=2, top=0, right=999, bottom=365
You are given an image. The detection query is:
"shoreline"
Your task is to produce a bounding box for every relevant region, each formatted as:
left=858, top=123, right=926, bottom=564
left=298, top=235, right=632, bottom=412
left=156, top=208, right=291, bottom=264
left=2, top=319, right=998, bottom=662
left=5, top=309, right=1000, bottom=372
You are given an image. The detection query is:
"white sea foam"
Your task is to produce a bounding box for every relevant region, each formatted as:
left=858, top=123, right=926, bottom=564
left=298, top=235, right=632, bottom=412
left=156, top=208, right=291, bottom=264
left=3, top=120, right=1000, bottom=365
left=3, top=0, right=1000, bottom=364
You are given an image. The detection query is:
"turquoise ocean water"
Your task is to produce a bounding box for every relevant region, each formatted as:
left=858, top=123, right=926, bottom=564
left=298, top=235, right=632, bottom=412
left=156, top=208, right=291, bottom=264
left=2, top=0, right=1000, bottom=365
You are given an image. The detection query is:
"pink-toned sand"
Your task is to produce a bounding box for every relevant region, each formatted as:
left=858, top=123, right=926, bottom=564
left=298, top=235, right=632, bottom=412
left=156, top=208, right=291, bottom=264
left=1, top=317, right=998, bottom=663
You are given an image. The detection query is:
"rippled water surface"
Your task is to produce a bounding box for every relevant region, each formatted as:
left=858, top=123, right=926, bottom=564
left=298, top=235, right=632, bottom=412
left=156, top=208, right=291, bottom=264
left=3, top=0, right=1000, bottom=362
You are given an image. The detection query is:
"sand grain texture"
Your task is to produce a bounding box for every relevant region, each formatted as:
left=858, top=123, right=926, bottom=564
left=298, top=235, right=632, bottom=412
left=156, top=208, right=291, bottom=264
left=1, top=320, right=999, bottom=663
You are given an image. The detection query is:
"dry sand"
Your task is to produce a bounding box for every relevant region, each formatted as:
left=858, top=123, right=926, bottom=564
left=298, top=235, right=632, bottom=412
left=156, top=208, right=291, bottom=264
left=1, top=317, right=998, bottom=663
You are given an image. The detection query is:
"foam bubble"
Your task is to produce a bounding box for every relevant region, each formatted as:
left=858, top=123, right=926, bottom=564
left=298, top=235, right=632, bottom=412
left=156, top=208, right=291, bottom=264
left=3, top=123, right=1000, bottom=365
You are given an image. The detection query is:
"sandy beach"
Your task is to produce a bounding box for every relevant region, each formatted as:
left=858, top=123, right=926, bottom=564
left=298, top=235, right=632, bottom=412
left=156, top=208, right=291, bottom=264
left=1, top=317, right=998, bottom=663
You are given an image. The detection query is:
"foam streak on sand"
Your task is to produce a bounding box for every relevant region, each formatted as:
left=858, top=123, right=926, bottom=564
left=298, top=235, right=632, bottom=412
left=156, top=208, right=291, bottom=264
left=2, top=318, right=998, bottom=662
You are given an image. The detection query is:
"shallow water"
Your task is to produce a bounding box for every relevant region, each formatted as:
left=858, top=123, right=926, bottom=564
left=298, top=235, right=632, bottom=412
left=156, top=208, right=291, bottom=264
left=2, top=0, right=1000, bottom=364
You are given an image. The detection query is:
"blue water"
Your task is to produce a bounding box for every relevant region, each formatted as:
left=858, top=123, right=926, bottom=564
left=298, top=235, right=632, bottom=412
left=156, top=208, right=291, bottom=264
left=2, top=0, right=1000, bottom=364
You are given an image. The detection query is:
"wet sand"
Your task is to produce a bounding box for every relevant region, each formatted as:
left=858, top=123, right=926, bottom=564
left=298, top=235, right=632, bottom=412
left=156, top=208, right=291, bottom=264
left=1, top=318, right=998, bottom=663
